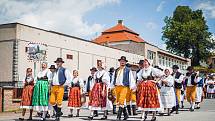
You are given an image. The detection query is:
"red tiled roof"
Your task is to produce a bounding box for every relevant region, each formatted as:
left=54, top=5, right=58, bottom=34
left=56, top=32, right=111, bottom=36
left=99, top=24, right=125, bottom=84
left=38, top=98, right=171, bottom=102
left=93, top=21, right=144, bottom=44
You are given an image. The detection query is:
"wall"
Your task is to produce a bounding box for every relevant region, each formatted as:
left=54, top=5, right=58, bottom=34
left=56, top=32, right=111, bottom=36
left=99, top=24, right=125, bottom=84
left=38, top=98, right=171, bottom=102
left=0, top=24, right=16, bottom=41
left=0, top=88, right=2, bottom=112
left=0, top=41, right=14, bottom=83
left=16, top=24, right=144, bottom=81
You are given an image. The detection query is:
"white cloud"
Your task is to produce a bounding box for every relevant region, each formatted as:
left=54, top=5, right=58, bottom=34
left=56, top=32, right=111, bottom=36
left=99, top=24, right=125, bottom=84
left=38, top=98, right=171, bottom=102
left=196, top=1, right=215, bottom=18
left=0, top=0, right=120, bottom=40
left=156, top=1, right=165, bottom=12
left=145, top=22, right=158, bottom=30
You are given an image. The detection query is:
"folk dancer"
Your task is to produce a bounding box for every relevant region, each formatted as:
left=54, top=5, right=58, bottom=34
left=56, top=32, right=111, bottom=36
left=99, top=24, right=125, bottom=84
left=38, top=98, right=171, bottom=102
left=184, top=66, right=198, bottom=112
left=111, top=56, right=136, bottom=120
left=68, top=70, right=84, bottom=117
left=19, top=68, right=34, bottom=120
left=160, top=68, right=176, bottom=116
left=195, top=75, right=204, bottom=109
left=206, top=74, right=215, bottom=99
left=137, top=58, right=164, bottom=121
left=88, top=61, right=112, bottom=120
left=86, top=67, right=98, bottom=117
left=170, top=65, right=184, bottom=114
left=32, top=62, right=50, bottom=121
left=49, top=58, right=72, bottom=121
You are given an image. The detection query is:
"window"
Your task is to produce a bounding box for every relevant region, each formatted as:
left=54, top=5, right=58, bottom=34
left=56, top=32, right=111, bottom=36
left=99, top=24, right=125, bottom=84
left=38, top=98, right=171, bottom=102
left=66, top=54, right=73, bottom=60
left=147, top=50, right=156, bottom=65
left=159, top=55, right=162, bottom=65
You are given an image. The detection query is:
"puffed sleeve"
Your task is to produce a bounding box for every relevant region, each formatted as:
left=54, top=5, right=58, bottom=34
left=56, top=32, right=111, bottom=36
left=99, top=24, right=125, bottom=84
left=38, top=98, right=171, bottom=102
left=102, top=71, right=110, bottom=88
left=129, top=70, right=136, bottom=90
left=64, top=69, right=72, bottom=86
left=137, top=69, right=143, bottom=81
left=110, top=72, right=115, bottom=89
left=152, top=68, right=164, bottom=77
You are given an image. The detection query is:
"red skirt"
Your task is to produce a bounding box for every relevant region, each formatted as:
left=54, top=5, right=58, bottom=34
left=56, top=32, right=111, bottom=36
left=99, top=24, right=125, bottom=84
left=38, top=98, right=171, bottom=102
left=21, top=85, right=34, bottom=107
left=89, top=83, right=107, bottom=108
left=137, top=80, right=160, bottom=108
left=68, top=87, right=81, bottom=108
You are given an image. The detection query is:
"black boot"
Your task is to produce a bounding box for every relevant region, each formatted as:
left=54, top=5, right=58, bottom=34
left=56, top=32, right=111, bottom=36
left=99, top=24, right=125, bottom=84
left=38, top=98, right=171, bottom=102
left=170, top=106, right=176, bottom=114
left=117, top=107, right=123, bottom=120
left=93, top=110, right=98, bottom=117
left=56, top=107, right=63, bottom=117
left=123, top=107, right=129, bottom=120
left=127, top=105, right=132, bottom=115
left=176, top=105, right=179, bottom=114
left=132, top=105, right=137, bottom=115
left=113, top=105, right=117, bottom=114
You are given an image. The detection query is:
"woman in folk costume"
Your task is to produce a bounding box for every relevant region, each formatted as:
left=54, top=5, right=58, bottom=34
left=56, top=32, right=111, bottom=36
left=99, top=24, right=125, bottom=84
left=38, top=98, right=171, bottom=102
left=88, top=61, right=112, bottom=120
left=195, top=74, right=204, bottom=109
left=68, top=70, right=84, bottom=117
left=19, top=68, right=34, bottom=120
left=86, top=67, right=98, bottom=117
left=160, top=68, right=176, bottom=116
left=110, top=56, right=136, bottom=120
left=32, top=62, right=50, bottom=121
left=137, top=58, right=164, bottom=121
left=206, top=74, right=215, bottom=99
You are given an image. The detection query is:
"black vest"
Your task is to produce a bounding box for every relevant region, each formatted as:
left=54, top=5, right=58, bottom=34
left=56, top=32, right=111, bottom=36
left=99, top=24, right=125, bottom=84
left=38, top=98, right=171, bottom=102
left=173, top=72, right=182, bottom=89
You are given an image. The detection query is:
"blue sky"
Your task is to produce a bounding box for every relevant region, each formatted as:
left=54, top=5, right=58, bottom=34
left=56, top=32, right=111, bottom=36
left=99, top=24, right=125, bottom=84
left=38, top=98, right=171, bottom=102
left=85, top=0, right=215, bottom=48
left=0, top=0, right=214, bottom=49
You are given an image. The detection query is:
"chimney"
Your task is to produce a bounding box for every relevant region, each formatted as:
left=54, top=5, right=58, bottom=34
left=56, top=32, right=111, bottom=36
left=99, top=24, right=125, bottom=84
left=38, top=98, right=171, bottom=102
left=118, top=20, right=123, bottom=24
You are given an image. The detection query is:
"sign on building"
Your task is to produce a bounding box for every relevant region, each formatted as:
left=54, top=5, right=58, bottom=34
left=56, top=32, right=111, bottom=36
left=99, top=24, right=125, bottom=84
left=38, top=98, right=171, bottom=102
left=26, top=43, right=47, bottom=61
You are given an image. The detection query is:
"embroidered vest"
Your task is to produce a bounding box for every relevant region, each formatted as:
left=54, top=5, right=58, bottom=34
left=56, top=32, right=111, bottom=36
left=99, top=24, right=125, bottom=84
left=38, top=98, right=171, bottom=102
left=185, top=72, right=197, bottom=86
left=86, top=76, right=93, bottom=93
left=58, top=67, right=66, bottom=85
left=113, top=67, right=130, bottom=87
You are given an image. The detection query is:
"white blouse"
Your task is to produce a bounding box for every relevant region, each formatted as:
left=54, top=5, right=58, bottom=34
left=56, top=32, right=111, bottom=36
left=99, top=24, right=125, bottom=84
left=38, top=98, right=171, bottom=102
left=162, top=75, right=174, bottom=87
left=95, top=69, right=110, bottom=88
left=137, top=66, right=164, bottom=81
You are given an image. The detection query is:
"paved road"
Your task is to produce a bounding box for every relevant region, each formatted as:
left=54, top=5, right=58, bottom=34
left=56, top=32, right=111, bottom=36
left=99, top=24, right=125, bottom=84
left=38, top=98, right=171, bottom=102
left=0, top=99, right=215, bottom=121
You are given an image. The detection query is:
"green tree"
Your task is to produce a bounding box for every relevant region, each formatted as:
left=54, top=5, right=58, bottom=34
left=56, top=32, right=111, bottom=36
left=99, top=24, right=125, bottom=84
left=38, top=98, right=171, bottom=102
left=162, top=6, right=215, bottom=66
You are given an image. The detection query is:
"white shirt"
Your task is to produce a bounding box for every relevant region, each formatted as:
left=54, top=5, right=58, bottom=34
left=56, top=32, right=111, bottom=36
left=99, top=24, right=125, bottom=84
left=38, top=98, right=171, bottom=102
left=52, top=67, right=72, bottom=86
left=111, top=67, right=136, bottom=90
left=172, top=72, right=184, bottom=83
left=70, top=77, right=84, bottom=88
left=186, top=74, right=198, bottom=86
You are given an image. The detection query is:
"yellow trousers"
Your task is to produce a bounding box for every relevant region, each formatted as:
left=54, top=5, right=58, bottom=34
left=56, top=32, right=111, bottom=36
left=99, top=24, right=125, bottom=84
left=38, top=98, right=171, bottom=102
left=126, top=89, right=136, bottom=105
left=50, top=85, right=64, bottom=107
left=186, top=86, right=196, bottom=103
left=115, top=86, right=129, bottom=106
left=112, top=88, right=117, bottom=105
left=175, top=88, right=181, bottom=103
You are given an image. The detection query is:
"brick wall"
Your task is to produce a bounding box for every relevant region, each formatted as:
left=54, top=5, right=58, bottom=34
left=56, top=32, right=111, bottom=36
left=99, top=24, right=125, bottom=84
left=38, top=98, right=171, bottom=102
left=2, top=87, right=20, bottom=112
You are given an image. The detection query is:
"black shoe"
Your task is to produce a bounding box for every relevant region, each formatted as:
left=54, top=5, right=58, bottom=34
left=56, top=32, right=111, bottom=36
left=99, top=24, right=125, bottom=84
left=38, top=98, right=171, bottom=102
left=176, top=110, right=179, bottom=114
left=181, top=105, right=184, bottom=109
left=93, top=110, right=98, bottom=117
left=196, top=106, right=200, bottom=109
left=132, top=105, right=138, bottom=115
left=190, top=108, right=195, bottom=112
left=19, top=118, right=24, bottom=120
left=117, top=107, right=123, bottom=120
left=76, top=114, right=79, bottom=117
left=141, top=115, right=147, bottom=121
left=151, top=117, right=156, bottom=121
left=55, top=117, right=60, bottom=121
left=88, top=116, right=93, bottom=120
left=27, top=117, right=32, bottom=120
left=101, top=116, right=107, bottom=120
left=127, top=105, right=132, bottom=115
left=113, top=105, right=117, bottom=114
left=51, top=113, right=56, bottom=118
left=68, top=114, right=73, bottom=118
left=170, top=106, right=176, bottom=114
left=123, top=107, right=129, bottom=120
left=46, top=113, right=50, bottom=118
left=42, top=118, right=46, bottom=121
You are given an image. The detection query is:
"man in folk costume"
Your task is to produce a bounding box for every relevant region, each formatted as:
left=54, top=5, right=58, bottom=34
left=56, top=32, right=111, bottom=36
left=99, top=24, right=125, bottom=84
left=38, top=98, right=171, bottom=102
left=88, top=61, right=112, bottom=120
left=111, top=56, right=136, bottom=120
left=125, top=63, right=138, bottom=116
left=108, top=67, right=117, bottom=114
left=184, top=66, right=198, bottom=112
left=170, top=65, right=184, bottom=114
left=86, top=67, right=98, bottom=117
left=49, top=58, right=72, bottom=121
